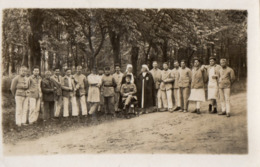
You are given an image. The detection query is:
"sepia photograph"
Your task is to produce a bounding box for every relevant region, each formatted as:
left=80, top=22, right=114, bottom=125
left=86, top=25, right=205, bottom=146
left=1, top=7, right=249, bottom=156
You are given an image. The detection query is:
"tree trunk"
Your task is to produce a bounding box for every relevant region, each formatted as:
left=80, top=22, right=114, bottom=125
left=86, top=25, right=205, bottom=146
left=28, top=9, right=44, bottom=69
left=109, top=30, right=121, bottom=65
left=8, top=44, right=13, bottom=76
left=161, top=39, right=168, bottom=63
left=131, top=46, right=139, bottom=76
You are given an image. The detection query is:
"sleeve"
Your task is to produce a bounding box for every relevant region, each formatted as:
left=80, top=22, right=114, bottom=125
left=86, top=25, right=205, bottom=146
left=112, top=77, right=117, bottom=87
left=61, top=77, right=70, bottom=91
left=120, top=84, right=125, bottom=96
left=41, top=81, right=54, bottom=93
left=230, top=68, right=236, bottom=84
left=10, top=77, right=18, bottom=96
left=188, top=69, right=192, bottom=84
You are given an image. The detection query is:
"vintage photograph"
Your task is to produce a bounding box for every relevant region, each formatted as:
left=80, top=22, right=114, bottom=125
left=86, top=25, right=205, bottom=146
left=1, top=8, right=247, bottom=155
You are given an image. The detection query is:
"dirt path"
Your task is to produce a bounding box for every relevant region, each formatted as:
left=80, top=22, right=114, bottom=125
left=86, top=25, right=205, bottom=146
left=4, top=92, right=247, bottom=155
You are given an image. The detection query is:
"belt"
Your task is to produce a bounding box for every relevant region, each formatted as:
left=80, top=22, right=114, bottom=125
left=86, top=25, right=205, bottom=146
left=104, top=85, right=114, bottom=87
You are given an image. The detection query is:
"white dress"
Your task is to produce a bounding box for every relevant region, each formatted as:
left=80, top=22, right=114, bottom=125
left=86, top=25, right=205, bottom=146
left=207, top=66, right=219, bottom=100
left=87, top=74, right=101, bottom=102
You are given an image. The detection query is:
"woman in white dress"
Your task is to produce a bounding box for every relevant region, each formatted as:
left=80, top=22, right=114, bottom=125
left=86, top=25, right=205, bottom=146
left=188, top=57, right=206, bottom=114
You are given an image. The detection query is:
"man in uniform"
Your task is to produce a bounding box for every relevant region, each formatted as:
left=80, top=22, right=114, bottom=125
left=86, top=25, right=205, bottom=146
left=73, top=65, right=88, bottom=117
left=149, top=61, right=161, bottom=112
left=102, top=67, right=117, bottom=116
left=61, top=68, right=79, bottom=119
left=112, top=64, right=123, bottom=113
left=28, top=66, right=42, bottom=124
left=10, top=66, right=29, bottom=129
left=171, top=60, right=181, bottom=112
left=158, top=62, right=174, bottom=112
left=50, top=67, right=63, bottom=119
left=217, top=57, right=236, bottom=117
left=178, top=60, right=192, bottom=113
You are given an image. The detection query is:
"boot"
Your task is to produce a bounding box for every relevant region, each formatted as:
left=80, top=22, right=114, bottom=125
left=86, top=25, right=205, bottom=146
left=208, top=104, right=212, bottom=112
left=197, top=109, right=201, bottom=114
left=212, top=107, right=217, bottom=114
left=191, top=109, right=197, bottom=113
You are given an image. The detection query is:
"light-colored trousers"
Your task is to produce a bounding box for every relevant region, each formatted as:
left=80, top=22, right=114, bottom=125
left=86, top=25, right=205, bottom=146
left=63, top=96, right=79, bottom=117
left=173, top=88, right=181, bottom=107
left=54, top=96, right=63, bottom=117
left=15, top=96, right=29, bottom=126
left=29, top=97, right=41, bottom=124
left=88, top=102, right=99, bottom=115
left=158, top=89, right=173, bottom=109
left=76, top=95, right=88, bottom=115
left=219, top=88, right=231, bottom=114
left=180, top=87, right=190, bottom=110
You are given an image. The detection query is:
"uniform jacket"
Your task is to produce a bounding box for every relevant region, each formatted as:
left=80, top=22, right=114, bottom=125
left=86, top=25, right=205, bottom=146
left=217, top=66, right=236, bottom=89
left=102, top=74, right=116, bottom=97
left=178, top=67, right=192, bottom=88
left=112, top=72, right=124, bottom=92
left=150, top=68, right=162, bottom=89
left=41, top=78, right=55, bottom=101
left=28, top=75, right=42, bottom=99
left=171, top=68, right=180, bottom=89
left=61, top=75, right=77, bottom=97
left=10, top=75, right=29, bottom=97
left=120, top=82, right=137, bottom=100
left=191, top=67, right=206, bottom=89
left=73, top=73, right=88, bottom=96
left=160, top=69, right=174, bottom=91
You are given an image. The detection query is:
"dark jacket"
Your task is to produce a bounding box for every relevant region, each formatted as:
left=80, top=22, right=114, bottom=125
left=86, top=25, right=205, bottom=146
left=41, top=78, right=55, bottom=101
left=136, top=72, right=156, bottom=108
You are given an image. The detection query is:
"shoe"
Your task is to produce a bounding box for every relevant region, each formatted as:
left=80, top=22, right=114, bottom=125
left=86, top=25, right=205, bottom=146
left=218, top=111, right=226, bottom=115
left=183, top=110, right=187, bottom=113
left=211, top=108, right=217, bottom=114
left=196, top=109, right=201, bottom=114
left=226, top=113, right=230, bottom=117
left=173, top=107, right=181, bottom=111
left=22, top=123, right=28, bottom=126
left=208, top=104, right=212, bottom=112
left=191, top=109, right=197, bottom=113
left=169, top=109, right=174, bottom=113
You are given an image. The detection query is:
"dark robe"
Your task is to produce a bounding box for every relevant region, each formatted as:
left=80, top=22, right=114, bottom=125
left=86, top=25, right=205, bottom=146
left=118, top=73, right=137, bottom=109
left=136, top=72, right=156, bottom=108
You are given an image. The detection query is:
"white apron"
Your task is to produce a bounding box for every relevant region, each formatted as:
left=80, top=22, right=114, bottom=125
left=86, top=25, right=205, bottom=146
left=87, top=74, right=101, bottom=102
left=207, top=67, right=218, bottom=100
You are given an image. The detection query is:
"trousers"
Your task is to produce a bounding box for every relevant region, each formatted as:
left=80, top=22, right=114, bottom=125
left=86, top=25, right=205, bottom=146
left=179, top=87, right=190, bottom=110
left=76, top=95, right=88, bottom=116
left=15, top=96, right=29, bottom=126
left=63, top=96, right=79, bottom=117
left=173, top=88, right=181, bottom=107
left=29, top=97, right=41, bottom=124
left=43, top=101, right=54, bottom=120
left=54, top=96, right=63, bottom=117
left=219, top=88, right=231, bottom=114
left=158, top=89, right=173, bottom=109
left=114, top=92, right=120, bottom=111
left=88, top=102, right=99, bottom=115
left=104, top=96, right=115, bottom=114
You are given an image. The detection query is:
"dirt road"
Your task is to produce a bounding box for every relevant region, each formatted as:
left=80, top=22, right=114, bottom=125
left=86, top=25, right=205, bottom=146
left=4, top=92, right=247, bottom=155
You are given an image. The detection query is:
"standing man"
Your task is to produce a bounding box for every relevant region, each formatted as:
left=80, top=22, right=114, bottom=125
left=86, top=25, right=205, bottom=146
left=178, top=60, right=192, bottom=113
left=149, top=61, right=162, bottom=112
left=87, top=67, right=102, bottom=116
left=112, top=64, right=123, bottom=113
left=136, top=64, right=155, bottom=114
left=188, top=58, right=206, bottom=114
left=203, top=56, right=222, bottom=113
left=73, top=65, right=88, bottom=117
left=41, top=71, right=55, bottom=121
left=10, top=66, right=29, bottom=128
left=28, top=66, right=42, bottom=124
left=171, top=60, right=181, bottom=112
left=158, top=62, right=174, bottom=112
left=61, top=68, right=79, bottom=119
left=98, top=67, right=104, bottom=112
left=217, top=57, right=236, bottom=117
left=102, top=67, right=117, bottom=116
left=50, top=67, right=63, bottom=119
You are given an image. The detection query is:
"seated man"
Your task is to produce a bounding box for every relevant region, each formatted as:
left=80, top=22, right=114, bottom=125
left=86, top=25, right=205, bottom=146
left=120, top=74, right=137, bottom=112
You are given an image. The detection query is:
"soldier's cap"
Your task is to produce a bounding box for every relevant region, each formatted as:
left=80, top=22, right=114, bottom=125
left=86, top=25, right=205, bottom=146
left=193, top=57, right=201, bottom=62
left=114, top=63, right=120, bottom=67
left=220, top=56, right=227, bottom=60
left=65, top=68, right=71, bottom=72
left=209, top=56, right=217, bottom=61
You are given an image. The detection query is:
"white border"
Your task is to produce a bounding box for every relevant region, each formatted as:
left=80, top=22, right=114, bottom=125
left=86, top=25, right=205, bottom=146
left=0, top=0, right=259, bottom=167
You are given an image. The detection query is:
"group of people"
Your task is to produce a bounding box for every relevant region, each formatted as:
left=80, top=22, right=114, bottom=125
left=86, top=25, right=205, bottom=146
left=10, top=56, right=235, bottom=130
